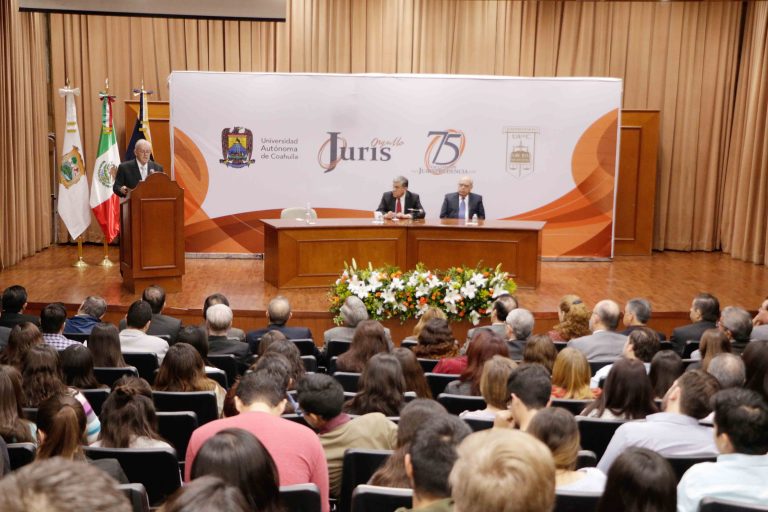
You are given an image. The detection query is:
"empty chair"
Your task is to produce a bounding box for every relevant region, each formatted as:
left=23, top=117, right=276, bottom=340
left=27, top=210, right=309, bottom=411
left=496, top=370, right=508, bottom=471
left=207, top=354, right=241, bottom=386
left=301, top=355, right=318, bottom=373
left=575, top=450, right=598, bottom=470
left=280, top=483, right=322, bottom=512
left=339, top=449, right=393, bottom=512
left=437, top=393, right=486, bottom=416
left=333, top=372, right=361, bottom=393
left=156, top=411, right=198, bottom=463
left=551, top=398, right=593, bottom=416
left=94, top=367, right=139, bottom=387
left=7, top=442, right=35, bottom=470
left=123, top=353, right=159, bottom=384
left=84, top=446, right=180, bottom=506
left=205, top=368, right=228, bottom=389
left=351, top=485, right=413, bottom=512
left=462, top=417, right=494, bottom=432
left=80, top=388, right=110, bottom=417
left=118, top=483, right=151, bottom=512
left=417, top=358, right=438, bottom=372
left=575, top=417, right=627, bottom=460
left=281, top=206, right=317, bottom=221
left=326, top=340, right=352, bottom=359
left=425, top=373, right=459, bottom=398
left=699, top=497, right=768, bottom=512
left=683, top=340, right=700, bottom=359
left=554, top=490, right=602, bottom=512
left=291, top=339, right=317, bottom=356
left=664, top=455, right=717, bottom=483
left=153, top=391, right=218, bottom=425
left=588, top=361, right=612, bottom=376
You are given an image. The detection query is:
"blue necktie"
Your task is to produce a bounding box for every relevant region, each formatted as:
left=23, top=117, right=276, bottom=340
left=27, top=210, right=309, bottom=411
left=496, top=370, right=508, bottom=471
left=458, top=197, right=466, bottom=219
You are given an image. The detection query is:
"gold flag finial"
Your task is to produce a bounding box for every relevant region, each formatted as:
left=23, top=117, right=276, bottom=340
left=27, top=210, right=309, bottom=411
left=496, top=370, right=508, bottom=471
left=105, top=78, right=110, bottom=93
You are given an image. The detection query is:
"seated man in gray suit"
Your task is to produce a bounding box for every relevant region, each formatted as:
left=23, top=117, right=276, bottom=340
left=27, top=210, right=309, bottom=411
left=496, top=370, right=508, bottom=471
left=569, top=299, right=627, bottom=361
left=465, top=294, right=518, bottom=346
left=505, top=308, right=534, bottom=360
left=439, top=176, right=485, bottom=220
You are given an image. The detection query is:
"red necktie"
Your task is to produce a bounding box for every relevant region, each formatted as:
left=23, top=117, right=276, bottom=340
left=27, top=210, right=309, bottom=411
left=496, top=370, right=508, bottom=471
left=395, top=198, right=402, bottom=214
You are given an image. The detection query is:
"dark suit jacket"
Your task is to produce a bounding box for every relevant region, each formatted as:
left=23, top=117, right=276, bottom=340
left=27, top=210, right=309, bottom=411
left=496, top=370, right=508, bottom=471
left=620, top=325, right=667, bottom=341
left=113, top=159, right=164, bottom=197
left=376, top=190, right=426, bottom=219
left=120, top=313, right=181, bottom=344
left=506, top=339, right=526, bottom=360
left=670, top=321, right=716, bottom=354
left=440, top=192, right=485, bottom=219
left=0, top=312, right=40, bottom=329
left=0, top=326, right=10, bottom=351
left=246, top=324, right=314, bottom=354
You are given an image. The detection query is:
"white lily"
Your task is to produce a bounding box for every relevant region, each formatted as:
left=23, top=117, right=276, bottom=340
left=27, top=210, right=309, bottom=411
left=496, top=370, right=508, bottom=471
left=460, top=282, right=478, bottom=299
left=390, top=277, right=405, bottom=291
left=469, top=310, right=481, bottom=325
left=381, top=289, right=397, bottom=304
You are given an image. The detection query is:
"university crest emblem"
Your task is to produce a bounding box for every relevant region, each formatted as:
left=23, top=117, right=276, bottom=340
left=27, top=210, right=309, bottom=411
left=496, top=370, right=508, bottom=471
left=59, top=147, right=84, bottom=189
left=220, top=127, right=256, bottom=168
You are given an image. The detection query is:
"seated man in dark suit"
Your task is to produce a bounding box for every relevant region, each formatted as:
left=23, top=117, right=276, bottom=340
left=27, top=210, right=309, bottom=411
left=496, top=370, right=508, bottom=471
left=112, top=139, right=163, bottom=198
left=439, top=175, right=485, bottom=220
left=620, top=298, right=667, bottom=340
left=203, top=293, right=246, bottom=342
left=119, top=285, right=181, bottom=344
left=718, top=306, right=753, bottom=355
left=247, top=296, right=314, bottom=354
left=376, top=175, right=425, bottom=220
left=205, top=303, right=249, bottom=362
left=670, top=292, right=720, bottom=354
left=505, top=308, right=534, bottom=360
left=0, top=285, right=40, bottom=329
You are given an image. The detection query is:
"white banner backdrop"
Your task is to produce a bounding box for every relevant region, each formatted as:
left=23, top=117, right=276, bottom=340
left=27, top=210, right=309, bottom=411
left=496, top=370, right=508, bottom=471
left=170, top=72, right=622, bottom=257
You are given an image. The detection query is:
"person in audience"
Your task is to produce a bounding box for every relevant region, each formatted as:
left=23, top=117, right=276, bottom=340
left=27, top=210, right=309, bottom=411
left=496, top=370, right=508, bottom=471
left=86, top=322, right=127, bottom=367
left=450, top=429, right=556, bottom=512
left=40, top=303, right=78, bottom=350
left=396, top=414, right=472, bottom=512
left=460, top=355, right=517, bottom=420
left=708, top=353, right=746, bottom=389
left=190, top=428, right=284, bottom=512
left=64, top=295, right=108, bottom=334
left=413, top=318, right=459, bottom=360
left=620, top=297, right=667, bottom=340
left=742, top=339, right=768, bottom=400
left=677, top=388, right=768, bottom=511
left=35, top=393, right=126, bottom=482
left=184, top=369, right=329, bottom=511
left=262, top=339, right=306, bottom=389
left=60, top=344, right=104, bottom=390
left=649, top=350, right=684, bottom=399
left=323, top=295, right=394, bottom=350
left=344, top=353, right=406, bottom=417
left=119, top=300, right=169, bottom=362
left=0, top=457, right=131, bottom=512
left=548, top=294, right=591, bottom=342
left=596, top=447, right=676, bottom=512
left=439, top=175, right=485, bottom=220
left=688, top=328, right=731, bottom=370
left=297, top=373, right=397, bottom=497
left=369, top=399, right=448, bottom=488
left=505, top=308, right=534, bottom=359
left=0, top=365, right=36, bottom=443
left=0, top=285, right=40, bottom=328
left=570, top=299, right=627, bottom=361
left=94, top=376, right=171, bottom=449
left=21, top=344, right=101, bottom=443
left=404, top=306, right=447, bottom=342
left=376, top=175, right=426, bottom=220
left=392, top=347, right=432, bottom=398
left=590, top=326, right=660, bottom=388
left=551, top=347, right=600, bottom=399
left=118, top=285, right=182, bottom=344
left=582, top=357, right=658, bottom=419
left=154, top=343, right=226, bottom=415
left=161, top=475, right=250, bottom=512
left=528, top=407, right=606, bottom=492
left=256, top=329, right=288, bottom=356
left=335, top=319, right=390, bottom=373
left=719, top=306, right=753, bottom=355
left=177, top=325, right=218, bottom=371
left=246, top=296, right=314, bottom=354
left=465, top=294, right=518, bottom=345
left=495, top=363, right=551, bottom=431
left=752, top=296, right=768, bottom=341
left=597, top=370, right=720, bottom=472
left=0, top=321, right=42, bottom=370
left=670, top=292, right=720, bottom=354
left=0, top=325, right=9, bottom=350
left=204, top=304, right=249, bottom=361
left=442, top=330, right=509, bottom=395
left=522, top=334, right=558, bottom=373
left=203, top=293, right=245, bottom=342
left=250, top=352, right=297, bottom=414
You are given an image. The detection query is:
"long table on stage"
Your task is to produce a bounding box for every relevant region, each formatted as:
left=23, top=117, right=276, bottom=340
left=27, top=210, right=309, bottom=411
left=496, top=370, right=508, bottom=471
left=262, top=218, right=545, bottom=289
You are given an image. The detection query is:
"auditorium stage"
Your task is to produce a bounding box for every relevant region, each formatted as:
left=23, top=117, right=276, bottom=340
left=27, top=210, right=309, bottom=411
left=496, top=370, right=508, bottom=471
left=1, top=245, right=766, bottom=342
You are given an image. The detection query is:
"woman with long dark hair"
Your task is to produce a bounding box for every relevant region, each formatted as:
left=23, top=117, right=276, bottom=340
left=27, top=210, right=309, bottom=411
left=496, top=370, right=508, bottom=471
left=649, top=350, right=684, bottom=400
left=392, top=347, right=431, bottom=399
left=344, top=353, right=405, bottom=417
left=441, top=330, right=510, bottom=396
left=0, top=365, right=35, bottom=443
left=87, top=323, right=126, bottom=368
left=0, top=322, right=42, bottom=370
left=335, top=320, right=389, bottom=373
left=596, top=447, right=676, bottom=512
left=582, top=358, right=658, bottom=419
left=154, top=343, right=226, bottom=415
left=60, top=344, right=105, bottom=390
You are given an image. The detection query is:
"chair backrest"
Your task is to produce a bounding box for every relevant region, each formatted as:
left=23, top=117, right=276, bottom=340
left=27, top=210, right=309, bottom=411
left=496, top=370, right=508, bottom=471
left=122, top=353, right=160, bottom=384
left=22, top=407, right=37, bottom=422
left=664, top=455, right=717, bottom=482
left=281, top=207, right=317, bottom=221
left=554, top=341, right=569, bottom=352
left=80, top=388, right=111, bottom=417
left=326, top=340, right=352, bottom=359
left=699, top=497, right=768, bottom=512
left=462, top=417, right=494, bottom=432
left=84, top=446, right=180, bottom=506
left=417, top=358, right=438, bottom=372
left=554, top=490, right=602, bottom=512
left=425, top=373, right=460, bottom=398
left=575, top=417, right=627, bottom=460
left=551, top=398, right=593, bottom=416
left=152, top=391, right=218, bottom=425
left=205, top=368, right=228, bottom=389
left=94, top=367, right=139, bottom=387
left=7, top=442, right=35, bottom=470
left=207, top=354, right=242, bottom=387
left=333, top=372, right=361, bottom=393
left=659, top=340, right=675, bottom=352
left=301, top=355, right=318, bottom=372
left=117, top=483, right=151, bottom=512
left=401, top=340, right=417, bottom=350
left=156, top=411, right=199, bottom=463
left=339, top=449, right=394, bottom=512
left=63, top=332, right=89, bottom=343
left=437, top=393, right=486, bottom=416
left=351, top=485, right=413, bottom=512
left=292, top=339, right=318, bottom=356
left=282, top=413, right=312, bottom=428
left=683, top=340, right=700, bottom=359
left=575, top=450, right=598, bottom=470
left=280, top=483, right=322, bottom=512
left=588, top=360, right=613, bottom=376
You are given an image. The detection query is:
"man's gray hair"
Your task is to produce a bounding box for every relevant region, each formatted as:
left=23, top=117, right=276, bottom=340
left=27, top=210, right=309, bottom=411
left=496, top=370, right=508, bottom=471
left=626, top=298, right=652, bottom=324
left=506, top=308, right=534, bottom=340
left=267, top=296, right=291, bottom=326
left=206, top=303, right=233, bottom=332
left=135, top=138, right=151, bottom=151
left=80, top=296, right=107, bottom=319
left=340, top=296, right=369, bottom=328
left=393, top=175, right=409, bottom=188
left=720, top=306, right=753, bottom=341
left=708, top=353, right=746, bottom=389
left=594, top=299, right=621, bottom=331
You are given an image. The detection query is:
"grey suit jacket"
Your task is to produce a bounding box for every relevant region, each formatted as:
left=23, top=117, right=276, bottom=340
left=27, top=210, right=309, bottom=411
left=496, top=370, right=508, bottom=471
left=569, top=330, right=628, bottom=361
left=439, top=192, right=485, bottom=219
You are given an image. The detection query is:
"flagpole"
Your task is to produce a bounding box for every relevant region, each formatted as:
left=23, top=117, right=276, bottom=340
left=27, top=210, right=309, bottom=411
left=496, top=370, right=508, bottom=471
left=73, top=236, right=88, bottom=268
left=100, top=239, right=114, bottom=267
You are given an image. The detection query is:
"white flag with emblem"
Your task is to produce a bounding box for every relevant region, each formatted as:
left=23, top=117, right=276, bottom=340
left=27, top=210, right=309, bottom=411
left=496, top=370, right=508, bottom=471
left=57, top=86, right=91, bottom=240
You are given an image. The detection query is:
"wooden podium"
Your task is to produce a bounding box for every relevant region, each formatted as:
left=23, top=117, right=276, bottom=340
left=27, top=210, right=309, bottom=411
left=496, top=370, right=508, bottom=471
left=119, top=173, right=185, bottom=293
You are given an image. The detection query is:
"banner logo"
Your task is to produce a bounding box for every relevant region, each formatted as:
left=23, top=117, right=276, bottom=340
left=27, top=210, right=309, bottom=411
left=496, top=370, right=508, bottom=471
left=504, top=127, right=539, bottom=178
left=317, top=132, right=396, bottom=173
left=59, top=147, right=84, bottom=189
left=220, top=127, right=256, bottom=168
left=424, top=129, right=466, bottom=174
left=97, top=160, right=117, bottom=187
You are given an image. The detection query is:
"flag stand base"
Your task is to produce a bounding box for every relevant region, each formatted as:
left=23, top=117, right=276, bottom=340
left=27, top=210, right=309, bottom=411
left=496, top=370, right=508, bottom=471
left=100, top=240, right=114, bottom=267
left=72, top=239, right=89, bottom=268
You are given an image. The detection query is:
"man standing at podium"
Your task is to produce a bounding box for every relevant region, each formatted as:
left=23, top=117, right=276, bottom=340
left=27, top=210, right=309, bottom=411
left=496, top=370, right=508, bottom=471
left=376, top=175, right=425, bottom=220
left=113, top=139, right=163, bottom=198
left=439, top=176, right=485, bottom=220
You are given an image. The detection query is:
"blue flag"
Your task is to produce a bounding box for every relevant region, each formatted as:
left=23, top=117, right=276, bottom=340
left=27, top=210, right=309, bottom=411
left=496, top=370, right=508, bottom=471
left=125, top=87, right=153, bottom=161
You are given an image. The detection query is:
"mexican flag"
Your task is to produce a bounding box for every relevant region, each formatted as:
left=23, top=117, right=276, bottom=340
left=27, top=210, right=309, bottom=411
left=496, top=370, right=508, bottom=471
left=89, top=92, right=121, bottom=242
left=57, top=86, right=91, bottom=240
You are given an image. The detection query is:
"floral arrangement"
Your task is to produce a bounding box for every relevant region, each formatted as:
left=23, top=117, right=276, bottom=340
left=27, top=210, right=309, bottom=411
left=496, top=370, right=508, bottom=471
left=329, top=260, right=517, bottom=325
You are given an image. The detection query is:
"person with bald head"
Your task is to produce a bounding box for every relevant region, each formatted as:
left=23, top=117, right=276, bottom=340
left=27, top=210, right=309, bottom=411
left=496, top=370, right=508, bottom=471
left=113, top=139, right=164, bottom=197
left=439, top=176, right=485, bottom=220
left=246, top=296, right=314, bottom=355
left=569, top=299, right=628, bottom=361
